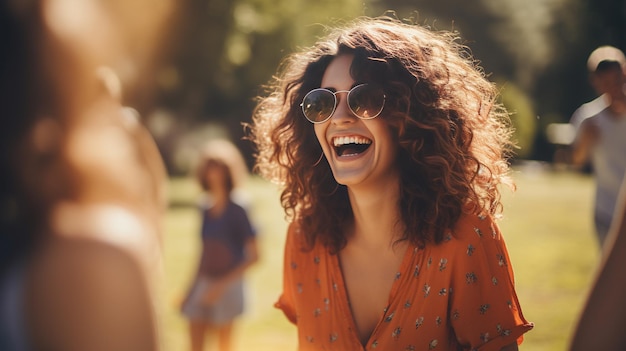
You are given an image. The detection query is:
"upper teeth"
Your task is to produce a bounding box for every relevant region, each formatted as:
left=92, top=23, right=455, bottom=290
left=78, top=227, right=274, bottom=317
left=333, top=136, right=371, bottom=147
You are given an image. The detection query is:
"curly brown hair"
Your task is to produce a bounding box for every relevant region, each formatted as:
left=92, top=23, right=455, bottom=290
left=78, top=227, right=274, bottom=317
left=249, top=16, right=515, bottom=253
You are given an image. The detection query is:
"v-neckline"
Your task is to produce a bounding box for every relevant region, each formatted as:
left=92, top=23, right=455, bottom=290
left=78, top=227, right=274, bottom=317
left=331, top=243, right=415, bottom=348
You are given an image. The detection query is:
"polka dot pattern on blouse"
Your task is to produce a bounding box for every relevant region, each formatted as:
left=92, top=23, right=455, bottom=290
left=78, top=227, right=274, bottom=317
left=275, top=212, right=533, bottom=351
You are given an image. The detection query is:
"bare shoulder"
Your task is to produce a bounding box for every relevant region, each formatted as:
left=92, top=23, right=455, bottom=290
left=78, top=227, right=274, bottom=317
left=26, top=230, right=159, bottom=351
left=25, top=203, right=161, bottom=350
left=50, top=202, right=162, bottom=269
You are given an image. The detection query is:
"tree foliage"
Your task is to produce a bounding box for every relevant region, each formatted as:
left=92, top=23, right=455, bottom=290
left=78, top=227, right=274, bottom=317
left=147, top=0, right=626, bottom=167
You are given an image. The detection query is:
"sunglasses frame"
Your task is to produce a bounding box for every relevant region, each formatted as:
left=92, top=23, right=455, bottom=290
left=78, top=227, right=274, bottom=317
left=300, top=83, right=386, bottom=124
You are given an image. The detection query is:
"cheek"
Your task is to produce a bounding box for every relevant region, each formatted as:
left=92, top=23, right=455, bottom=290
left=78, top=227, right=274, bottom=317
left=373, top=123, right=398, bottom=160
left=314, top=124, right=327, bottom=149
left=205, top=171, right=216, bottom=184
left=369, top=119, right=394, bottom=142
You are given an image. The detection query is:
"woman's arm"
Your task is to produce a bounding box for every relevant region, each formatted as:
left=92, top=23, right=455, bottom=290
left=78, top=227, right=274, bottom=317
left=570, top=118, right=599, bottom=167
left=569, top=177, right=626, bottom=350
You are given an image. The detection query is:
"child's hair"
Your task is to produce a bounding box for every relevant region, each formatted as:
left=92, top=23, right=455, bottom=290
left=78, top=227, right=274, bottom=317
left=250, top=16, right=515, bottom=252
left=195, top=139, right=248, bottom=194
left=196, top=158, right=234, bottom=193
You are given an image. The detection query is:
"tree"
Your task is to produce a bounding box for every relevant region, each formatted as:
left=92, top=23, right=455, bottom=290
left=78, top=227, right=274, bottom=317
left=147, top=0, right=626, bottom=170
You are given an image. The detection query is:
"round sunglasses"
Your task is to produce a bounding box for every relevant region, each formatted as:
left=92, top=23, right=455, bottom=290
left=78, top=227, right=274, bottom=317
left=300, top=83, right=386, bottom=124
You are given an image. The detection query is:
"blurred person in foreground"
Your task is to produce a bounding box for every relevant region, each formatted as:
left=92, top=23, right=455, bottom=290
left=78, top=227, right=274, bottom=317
left=180, top=139, right=259, bottom=351
left=0, top=0, right=172, bottom=350
left=569, top=175, right=626, bottom=350
left=250, top=15, right=532, bottom=351
left=570, top=46, right=626, bottom=248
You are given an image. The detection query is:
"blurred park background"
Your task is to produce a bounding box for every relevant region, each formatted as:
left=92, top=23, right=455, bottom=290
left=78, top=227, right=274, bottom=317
left=165, top=166, right=599, bottom=351
left=130, top=0, right=626, bottom=172
left=120, top=0, right=625, bottom=350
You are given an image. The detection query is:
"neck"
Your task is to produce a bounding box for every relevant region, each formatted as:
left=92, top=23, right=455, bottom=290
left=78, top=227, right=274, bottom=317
left=608, top=95, right=626, bottom=115
left=347, top=182, right=402, bottom=249
left=210, top=188, right=229, bottom=207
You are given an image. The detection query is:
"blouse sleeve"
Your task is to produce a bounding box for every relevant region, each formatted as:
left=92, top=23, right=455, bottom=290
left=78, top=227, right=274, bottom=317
left=233, top=204, right=256, bottom=239
left=449, top=214, right=533, bottom=351
left=274, top=222, right=298, bottom=324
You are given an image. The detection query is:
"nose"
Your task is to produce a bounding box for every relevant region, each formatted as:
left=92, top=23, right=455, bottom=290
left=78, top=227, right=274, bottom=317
left=330, top=91, right=355, bottom=124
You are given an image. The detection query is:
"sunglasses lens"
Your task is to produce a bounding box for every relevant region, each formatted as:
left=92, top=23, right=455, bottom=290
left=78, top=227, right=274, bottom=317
left=348, top=84, right=385, bottom=119
left=302, top=89, right=335, bottom=123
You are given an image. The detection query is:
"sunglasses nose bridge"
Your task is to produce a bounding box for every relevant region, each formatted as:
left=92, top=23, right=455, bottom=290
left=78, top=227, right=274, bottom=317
left=330, top=90, right=355, bottom=120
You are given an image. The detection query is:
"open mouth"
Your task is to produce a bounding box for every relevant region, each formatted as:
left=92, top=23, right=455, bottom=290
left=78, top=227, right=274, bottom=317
left=333, top=136, right=372, bottom=157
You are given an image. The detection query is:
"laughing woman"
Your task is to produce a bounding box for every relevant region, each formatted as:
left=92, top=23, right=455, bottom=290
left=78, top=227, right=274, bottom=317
left=250, top=16, right=533, bottom=351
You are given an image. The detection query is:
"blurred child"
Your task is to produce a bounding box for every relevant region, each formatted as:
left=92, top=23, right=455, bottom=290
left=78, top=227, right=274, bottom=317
left=181, top=140, right=259, bottom=351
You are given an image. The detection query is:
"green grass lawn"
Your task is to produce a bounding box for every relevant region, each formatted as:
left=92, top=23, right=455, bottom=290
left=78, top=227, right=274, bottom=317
left=161, top=164, right=600, bottom=351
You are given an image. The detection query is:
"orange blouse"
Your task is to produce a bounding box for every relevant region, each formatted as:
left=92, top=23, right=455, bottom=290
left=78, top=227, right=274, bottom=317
left=275, top=212, right=533, bottom=351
